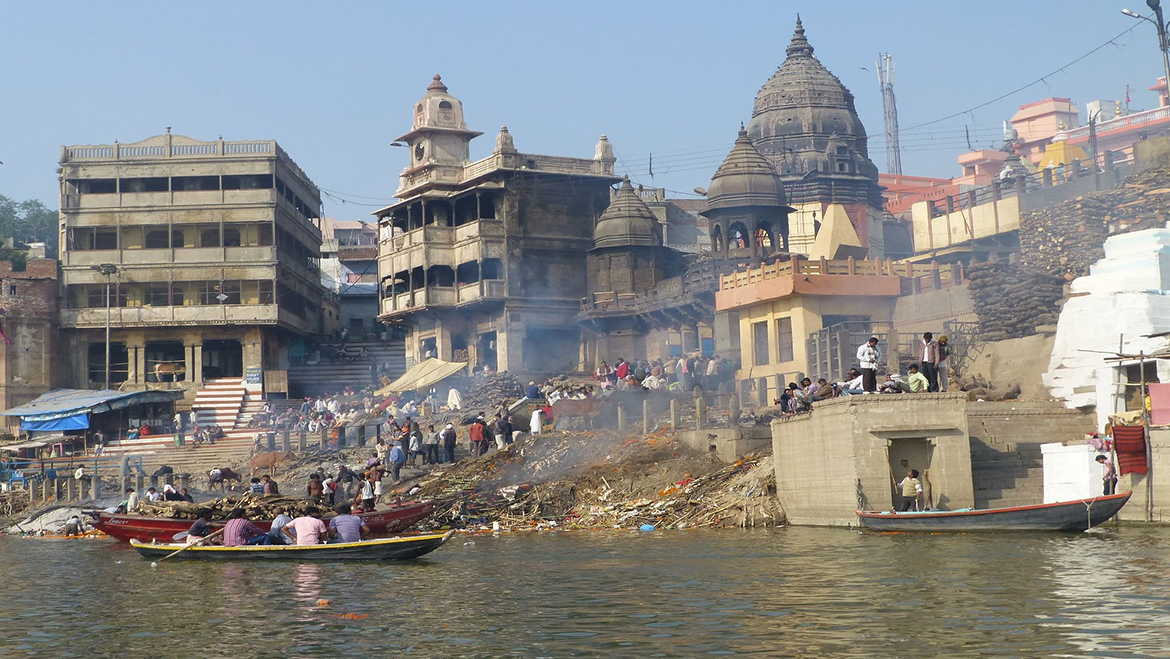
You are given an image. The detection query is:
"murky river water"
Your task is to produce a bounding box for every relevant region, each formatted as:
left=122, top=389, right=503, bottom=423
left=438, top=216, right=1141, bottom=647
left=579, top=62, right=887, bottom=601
left=2, top=526, right=1169, bottom=658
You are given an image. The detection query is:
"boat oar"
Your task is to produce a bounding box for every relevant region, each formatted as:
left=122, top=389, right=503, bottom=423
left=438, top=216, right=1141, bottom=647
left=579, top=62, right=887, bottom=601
left=151, top=527, right=225, bottom=567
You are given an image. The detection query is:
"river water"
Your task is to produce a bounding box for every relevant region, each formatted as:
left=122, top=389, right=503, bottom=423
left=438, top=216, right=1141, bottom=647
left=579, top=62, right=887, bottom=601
left=2, top=526, right=1169, bottom=658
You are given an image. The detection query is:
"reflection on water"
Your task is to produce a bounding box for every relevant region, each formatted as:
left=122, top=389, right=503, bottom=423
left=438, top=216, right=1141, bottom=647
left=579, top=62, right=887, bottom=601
left=2, top=527, right=1170, bottom=657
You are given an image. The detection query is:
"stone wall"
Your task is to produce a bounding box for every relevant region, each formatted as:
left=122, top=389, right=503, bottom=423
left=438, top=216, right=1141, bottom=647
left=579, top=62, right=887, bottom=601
left=0, top=258, right=60, bottom=423
left=966, top=401, right=1094, bottom=509
left=891, top=282, right=977, bottom=337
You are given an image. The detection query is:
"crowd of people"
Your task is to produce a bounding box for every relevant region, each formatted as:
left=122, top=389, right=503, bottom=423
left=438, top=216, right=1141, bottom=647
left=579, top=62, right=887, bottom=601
left=772, top=332, right=954, bottom=415
left=593, top=355, right=736, bottom=393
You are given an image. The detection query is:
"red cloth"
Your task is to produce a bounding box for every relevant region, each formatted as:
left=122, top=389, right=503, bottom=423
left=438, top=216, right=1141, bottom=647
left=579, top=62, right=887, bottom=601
left=1112, top=425, right=1149, bottom=476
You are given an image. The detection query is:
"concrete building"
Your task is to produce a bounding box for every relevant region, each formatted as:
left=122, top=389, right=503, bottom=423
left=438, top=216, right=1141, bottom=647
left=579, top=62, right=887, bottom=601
left=715, top=256, right=918, bottom=404
left=0, top=252, right=60, bottom=427
left=770, top=394, right=1093, bottom=527
left=747, top=18, right=889, bottom=258
left=375, top=75, right=619, bottom=372
left=57, top=133, right=338, bottom=400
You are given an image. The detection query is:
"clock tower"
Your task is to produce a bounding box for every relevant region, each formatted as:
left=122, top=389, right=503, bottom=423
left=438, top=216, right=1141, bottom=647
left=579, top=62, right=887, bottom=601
left=395, top=75, right=483, bottom=197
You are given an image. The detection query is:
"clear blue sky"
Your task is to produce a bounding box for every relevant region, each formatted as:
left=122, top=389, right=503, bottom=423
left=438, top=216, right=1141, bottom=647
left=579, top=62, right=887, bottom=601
left=1, top=1, right=1163, bottom=217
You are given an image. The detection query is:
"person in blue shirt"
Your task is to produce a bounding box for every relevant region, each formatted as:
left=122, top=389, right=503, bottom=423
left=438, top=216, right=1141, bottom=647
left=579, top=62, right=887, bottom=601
left=388, top=440, right=407, bottom=483
left=525, top=381, right=541, bottom=399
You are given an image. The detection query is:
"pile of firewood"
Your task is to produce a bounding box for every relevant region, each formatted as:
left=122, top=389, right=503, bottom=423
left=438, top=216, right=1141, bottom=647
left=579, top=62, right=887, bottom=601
left=966, top=260, right=1063, bottom=341
left=135, top=494, right=310, bottom=520
left=1020, top=166, right=1170, bottom=280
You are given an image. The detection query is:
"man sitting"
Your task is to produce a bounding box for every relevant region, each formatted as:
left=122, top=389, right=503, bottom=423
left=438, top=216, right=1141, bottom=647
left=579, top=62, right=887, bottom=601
left=327, top=503, right=370, bottom=543
left=906, top=364, right=930, bottom=393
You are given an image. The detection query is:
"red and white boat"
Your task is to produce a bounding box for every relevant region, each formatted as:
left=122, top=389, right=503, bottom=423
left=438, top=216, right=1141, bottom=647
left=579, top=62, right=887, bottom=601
left=93, top=500, right=435, bottom=543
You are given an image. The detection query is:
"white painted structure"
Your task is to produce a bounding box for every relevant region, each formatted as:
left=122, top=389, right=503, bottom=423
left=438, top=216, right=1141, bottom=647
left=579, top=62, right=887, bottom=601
left=1041, top=442, right=1103, bottom=503
left=1044, top=226, right=1170, bottom=430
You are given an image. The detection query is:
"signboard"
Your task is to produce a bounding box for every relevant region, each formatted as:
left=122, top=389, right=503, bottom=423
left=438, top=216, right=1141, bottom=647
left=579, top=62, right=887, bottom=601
left=245, top=366, right=263, bottom=385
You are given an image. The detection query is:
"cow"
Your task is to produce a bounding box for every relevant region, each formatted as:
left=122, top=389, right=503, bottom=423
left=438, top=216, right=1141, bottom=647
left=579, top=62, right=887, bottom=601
left=551, top=398, right=607, bottom=430
left=208, top=467, right=243, bottom=492
left=151, top=465, right=174, bottom=478
left=153, top=361, right=186, bottom=382
left=249, top=450, right=296, bottom=477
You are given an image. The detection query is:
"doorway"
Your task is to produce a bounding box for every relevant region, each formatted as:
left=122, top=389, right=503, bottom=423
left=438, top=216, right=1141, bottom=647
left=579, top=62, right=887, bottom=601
left=887, top=438, right=934, bottom=509
left=145, top=341, right=186, bottom=382
left=203, top=339, right=243, bottom=379
left=477, top=332, right=497, bottom=372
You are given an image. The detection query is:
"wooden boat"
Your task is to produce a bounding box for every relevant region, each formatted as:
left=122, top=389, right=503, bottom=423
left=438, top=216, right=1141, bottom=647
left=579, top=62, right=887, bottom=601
left=93, top=500, right=435, bottom=543
left=130, top=530, right=454, bottom=561
left=856, top=491, right=1132, bottom=532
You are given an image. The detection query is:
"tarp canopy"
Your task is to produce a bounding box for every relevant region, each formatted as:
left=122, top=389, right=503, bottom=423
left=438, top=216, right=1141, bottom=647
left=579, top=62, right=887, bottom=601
left=21, top=416, right=90, bottom=432
left=375, top=358, right=467, bottom=396
left=1, top=388, right=184, bottom=422
left=0, top=438, right=55, bottom=452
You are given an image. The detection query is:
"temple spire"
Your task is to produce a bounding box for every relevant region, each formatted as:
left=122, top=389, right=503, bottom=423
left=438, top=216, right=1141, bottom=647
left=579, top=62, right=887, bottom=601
left=786, top=15, right=814, bottom=58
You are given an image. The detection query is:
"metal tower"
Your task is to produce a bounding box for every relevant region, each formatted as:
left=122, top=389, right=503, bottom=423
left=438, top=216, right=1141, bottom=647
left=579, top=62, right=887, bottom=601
left=877, top=53, right=902, bottom=175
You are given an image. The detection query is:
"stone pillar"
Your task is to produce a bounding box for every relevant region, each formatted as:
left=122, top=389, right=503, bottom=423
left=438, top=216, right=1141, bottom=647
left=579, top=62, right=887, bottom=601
left=267, top=431, right=276, bottom=452
left=164, top=473, right=174, bottom=487
left=299, top=429, right=308, bottom=452
left=670, top=399, right=678, bottom=433
left=357, top=425, right=366, bottom=448
left=617, top=404, right=626, bottom=432
left=320, top=427, right=328, bottom=448
left=66, top=478, right=76, bottom=502
left=338, top=426, right=348, bottom=448
left=643, top=399, right=650, bottom=434
left=91, top=475, right=101, bottom=501
left=42, top=478, right=52, bottom=502
left=729, top=393, right=740, bottom=424
left=282, top=429, right=291, bottom=452
left=192, top=343, right=204, bottom=384
left=695, top=396, right=706, bottom=430
left=178, top=473, right=190, bottom=492
left=135, top=473, right=145, bottom=494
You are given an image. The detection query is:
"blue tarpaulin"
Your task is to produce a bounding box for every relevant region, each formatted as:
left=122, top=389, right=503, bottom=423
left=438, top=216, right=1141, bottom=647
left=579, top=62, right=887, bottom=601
left=20, top=415, right=90, bottom=432
left=1, top=388, right=183, bottom=425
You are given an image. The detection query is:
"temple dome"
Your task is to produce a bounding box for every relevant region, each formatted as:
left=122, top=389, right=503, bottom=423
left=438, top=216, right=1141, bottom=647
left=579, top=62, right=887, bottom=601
left=593, top=178, right=662, bottom=249
left=747, top=17, right=877, bottom=181
left=706, top=128, right=791, bottom=211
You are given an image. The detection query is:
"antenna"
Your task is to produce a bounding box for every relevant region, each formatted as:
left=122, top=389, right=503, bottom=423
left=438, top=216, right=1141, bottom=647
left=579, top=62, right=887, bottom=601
left=877, top=53, right=902, bottom=175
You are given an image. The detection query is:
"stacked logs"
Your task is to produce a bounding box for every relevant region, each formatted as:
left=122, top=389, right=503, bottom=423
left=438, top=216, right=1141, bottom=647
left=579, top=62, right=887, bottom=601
left=135, top=494, right=309, bottom=520
left=966, top=260, right=1064, bottom=341
left=1020, top=166, right=1170, bottom=280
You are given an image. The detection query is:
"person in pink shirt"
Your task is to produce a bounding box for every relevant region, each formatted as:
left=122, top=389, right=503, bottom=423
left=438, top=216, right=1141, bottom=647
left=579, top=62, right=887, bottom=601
left=281, top=508, right=328, bottom=545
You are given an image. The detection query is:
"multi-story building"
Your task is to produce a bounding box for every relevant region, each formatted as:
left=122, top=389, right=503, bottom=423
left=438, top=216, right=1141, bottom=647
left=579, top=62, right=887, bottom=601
left=57, top=132, right=337, bottom=398
left=0, top=246, right=60, bottom=425
left=375, top=75, right=619, bottom=372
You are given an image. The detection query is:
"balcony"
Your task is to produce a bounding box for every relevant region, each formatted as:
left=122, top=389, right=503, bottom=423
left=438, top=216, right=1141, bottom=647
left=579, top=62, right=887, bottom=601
left=62, top=246, right=278, bottom=270
left=457, top=278, right=506, bottom=304
left=61, top=304, right=281, bottom=329
left=378, top=279, right=505, bottom=317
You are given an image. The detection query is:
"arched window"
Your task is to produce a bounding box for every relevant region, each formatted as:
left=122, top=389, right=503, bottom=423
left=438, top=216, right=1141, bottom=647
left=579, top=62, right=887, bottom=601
left=170, top=230, right=186, bottom=248
left=728, top=222, right=750, bottom=250
left=223, top=228, right=241, bottom=247
left=756, top=223, right=774, bottom=251
left=201, top=228, right=220, bottom=248
left=711, top=225, right=724, bottom=253
left=438, top=100, right=453, bottom=110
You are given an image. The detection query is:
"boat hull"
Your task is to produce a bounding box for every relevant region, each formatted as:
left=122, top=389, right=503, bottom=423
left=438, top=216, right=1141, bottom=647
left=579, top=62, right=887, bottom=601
left=93, top=500, right=435, bottom=543
left=856, top=491, right=1132, bottom=532
left=130, top=531, right=454, bottom=561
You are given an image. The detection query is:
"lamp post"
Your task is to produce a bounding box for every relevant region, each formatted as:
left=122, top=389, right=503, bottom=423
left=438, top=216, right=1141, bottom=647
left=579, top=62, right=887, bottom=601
left=91, top=263, right=119, bottom=389
left=1123, top=1, right=1170, bottom=102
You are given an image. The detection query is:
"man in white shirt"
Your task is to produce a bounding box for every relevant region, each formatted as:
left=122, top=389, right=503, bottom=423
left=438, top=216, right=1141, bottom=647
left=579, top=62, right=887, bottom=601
left=855, top=337, right=881, bottom=393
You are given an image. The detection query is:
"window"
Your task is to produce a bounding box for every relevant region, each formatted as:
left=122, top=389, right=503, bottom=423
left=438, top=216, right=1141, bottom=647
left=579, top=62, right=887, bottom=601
left=88, top=342, right=128, bottom=384
left=200, top=227, right=221, bottom=248
left=752, top=321, right=769, bottom=367
left=171, top=229, right=186, bottom=248
left=172, top=176, right=220, bottom=191
left=221, top=174, right=273, bottom=190
left=75, top=179, right=116, bottom=194
left=144, top=230, right=169, bottom=249
left=144, top=286, right=170, bottom=306
left=223, top=228, right=241, bottom=247
left=776, top=317, right=794, bottom=363
left=438, top=100, right=453, bottom=110
left=8, top=285, right=15, bottom=295
left=120, top=177, right=168, bottom=192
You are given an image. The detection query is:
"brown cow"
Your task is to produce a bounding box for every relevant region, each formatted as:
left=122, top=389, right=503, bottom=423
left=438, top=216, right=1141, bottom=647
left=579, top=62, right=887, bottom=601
left=551, top=398, right=606, bottom=430
left=153, top=361, right=186, bottom=382
left=249, top=450, right=296, bottom=477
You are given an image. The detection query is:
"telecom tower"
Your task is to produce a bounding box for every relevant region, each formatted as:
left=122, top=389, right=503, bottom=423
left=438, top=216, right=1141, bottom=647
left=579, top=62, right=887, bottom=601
left=877, top=53, right=902, bottom=175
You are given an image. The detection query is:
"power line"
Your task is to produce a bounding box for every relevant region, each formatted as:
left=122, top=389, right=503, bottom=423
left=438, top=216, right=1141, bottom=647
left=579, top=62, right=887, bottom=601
left=901, top=22, right=1141, bottom=131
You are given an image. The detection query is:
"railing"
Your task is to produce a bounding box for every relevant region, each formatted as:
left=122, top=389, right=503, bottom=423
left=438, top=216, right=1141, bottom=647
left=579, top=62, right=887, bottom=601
left=718, top=256, right=963, bottom=291
left=1065, top=105, right=1170, bottom=142
left=63, top=139, right=277, bottom=161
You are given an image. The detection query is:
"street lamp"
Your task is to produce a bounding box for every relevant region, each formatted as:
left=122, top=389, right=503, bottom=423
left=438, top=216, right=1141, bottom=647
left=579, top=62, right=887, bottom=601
left=1122, top=1, right=1170, bottom=101
left=91, top=263, right=118, bottom=389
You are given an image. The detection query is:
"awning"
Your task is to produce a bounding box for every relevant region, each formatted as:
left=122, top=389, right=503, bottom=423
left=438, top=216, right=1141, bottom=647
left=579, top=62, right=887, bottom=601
left=375, top=358, right=467, bottom=396
left=0, top=439, right=54, bottom=452
left=21, top=416, right=91, bottom=432
left=1, top=388, right=184, bottom=422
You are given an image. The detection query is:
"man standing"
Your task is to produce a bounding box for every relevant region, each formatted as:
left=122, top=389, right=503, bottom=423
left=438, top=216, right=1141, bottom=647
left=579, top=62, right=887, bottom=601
left=1096, top=454, right=1118, bottom=495
left=423, top=423, right=440, bottom=465
left=856, top=336, right=881, bottom=393
left=388, top=439, right=407, bottom=483
left=920, top=332, right=940, bottom=392
left=468, top=415, right=486, bottom=456
left=936, top=335, right=952, bottom=392
left=440, top=423, right=458, bottom=463
left=896, top=469, right=923, bottom=512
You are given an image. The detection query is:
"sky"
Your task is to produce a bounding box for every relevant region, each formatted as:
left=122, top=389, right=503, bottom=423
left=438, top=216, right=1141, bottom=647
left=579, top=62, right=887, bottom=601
left=1, top=0, right=1166, bottom=218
